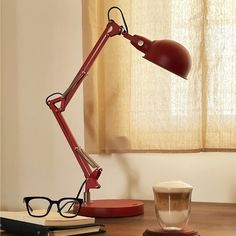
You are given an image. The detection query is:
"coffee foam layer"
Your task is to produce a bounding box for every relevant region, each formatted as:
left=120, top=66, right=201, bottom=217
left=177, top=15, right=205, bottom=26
left=153, top=181, right=193, bottom=193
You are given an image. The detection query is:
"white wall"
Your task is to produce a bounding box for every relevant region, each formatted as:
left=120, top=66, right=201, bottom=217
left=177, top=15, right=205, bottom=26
left=1, top=0, right=236, bottom=211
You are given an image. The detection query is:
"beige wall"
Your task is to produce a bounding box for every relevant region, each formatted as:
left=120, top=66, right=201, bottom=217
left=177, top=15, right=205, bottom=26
left=1, top=0, right=236, bottom=211
left=1, top=0, right=84, bottom=210
left=0, top=0, right=2, bottom=209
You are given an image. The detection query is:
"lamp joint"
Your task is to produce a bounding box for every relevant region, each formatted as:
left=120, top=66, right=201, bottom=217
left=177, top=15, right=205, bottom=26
left=138, top=40, right=144, bottom=46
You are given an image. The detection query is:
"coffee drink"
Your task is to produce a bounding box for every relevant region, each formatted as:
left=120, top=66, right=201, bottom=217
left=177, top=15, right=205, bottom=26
left=153, top=181, right=193, bottom=231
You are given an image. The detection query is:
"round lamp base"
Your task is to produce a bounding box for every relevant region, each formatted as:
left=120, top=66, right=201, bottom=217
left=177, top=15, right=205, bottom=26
left=79, top=199, right=144, bottom=218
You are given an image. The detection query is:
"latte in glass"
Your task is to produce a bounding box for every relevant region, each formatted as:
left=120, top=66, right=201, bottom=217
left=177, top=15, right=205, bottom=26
left=153, top=181, right=193, bottom=231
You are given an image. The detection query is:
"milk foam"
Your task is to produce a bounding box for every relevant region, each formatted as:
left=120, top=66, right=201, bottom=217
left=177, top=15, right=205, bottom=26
left=153, top=181, right=193, bottom=193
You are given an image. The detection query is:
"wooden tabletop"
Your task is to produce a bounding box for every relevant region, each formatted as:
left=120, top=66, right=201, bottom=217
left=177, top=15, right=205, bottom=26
left=95, top=201, right=236, bottom=236
left=2, top=201, right=236, bottom=236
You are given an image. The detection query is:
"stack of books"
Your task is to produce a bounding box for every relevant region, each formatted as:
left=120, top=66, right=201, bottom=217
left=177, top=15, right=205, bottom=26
left=0, top=210, right=105, bottom=236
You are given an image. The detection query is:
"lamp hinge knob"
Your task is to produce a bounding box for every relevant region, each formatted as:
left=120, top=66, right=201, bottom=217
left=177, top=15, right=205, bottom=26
left=138, top=40, right=144, bottom=46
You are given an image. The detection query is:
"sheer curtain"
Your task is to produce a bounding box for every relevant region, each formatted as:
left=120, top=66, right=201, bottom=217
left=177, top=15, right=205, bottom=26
left=82, top=0, right=236, bottom=153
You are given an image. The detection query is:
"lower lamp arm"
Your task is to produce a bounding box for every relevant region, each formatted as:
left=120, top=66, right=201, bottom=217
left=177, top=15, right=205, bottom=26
left=46, top=95, right=102, bottom=203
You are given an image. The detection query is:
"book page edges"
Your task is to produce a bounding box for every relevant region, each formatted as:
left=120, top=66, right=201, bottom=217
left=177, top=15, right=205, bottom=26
left=0, top=210, right=95, bottom=226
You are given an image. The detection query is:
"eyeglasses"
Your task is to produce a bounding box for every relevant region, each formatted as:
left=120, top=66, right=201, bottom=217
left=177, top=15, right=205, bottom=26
left=23, top=196, right=83, bottom=218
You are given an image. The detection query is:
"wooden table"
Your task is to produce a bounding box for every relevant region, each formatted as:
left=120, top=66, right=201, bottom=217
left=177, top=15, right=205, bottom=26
left=95, top=201, right=236, bottom=236
left=2, top=201, right=236, bottom=236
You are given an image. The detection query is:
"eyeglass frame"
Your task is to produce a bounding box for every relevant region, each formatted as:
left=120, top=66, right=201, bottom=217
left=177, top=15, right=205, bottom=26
left=23, top=196, right=83, bottom=218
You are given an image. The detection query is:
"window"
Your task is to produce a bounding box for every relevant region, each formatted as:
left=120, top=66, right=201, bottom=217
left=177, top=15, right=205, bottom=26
left=83, top=0, right=236, bottom=153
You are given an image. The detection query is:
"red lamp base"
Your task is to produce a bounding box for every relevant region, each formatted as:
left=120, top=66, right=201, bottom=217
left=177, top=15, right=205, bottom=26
left=79, top=199, right=144, bottom=218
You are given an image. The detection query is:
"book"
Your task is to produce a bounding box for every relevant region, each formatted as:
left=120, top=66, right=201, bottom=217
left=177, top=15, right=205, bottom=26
left=0, top=210, right=105, bottom=236
left=0, top=210, right=95, bottom=226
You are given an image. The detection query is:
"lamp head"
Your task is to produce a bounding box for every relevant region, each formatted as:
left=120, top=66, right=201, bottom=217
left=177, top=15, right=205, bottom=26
left=129, top=35, right=191, bottom=79
left=108, top=7, right=191, bottom=79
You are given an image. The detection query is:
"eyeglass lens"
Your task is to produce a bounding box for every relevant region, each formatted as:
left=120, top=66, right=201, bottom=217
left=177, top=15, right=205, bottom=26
left=59, top=199, right=81, bottom=217
left=27, top=198, right=50, bottom=217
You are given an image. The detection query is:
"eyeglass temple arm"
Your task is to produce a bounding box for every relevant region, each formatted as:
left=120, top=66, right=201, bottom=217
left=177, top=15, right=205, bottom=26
left=46, top=20, right=140, bottom=203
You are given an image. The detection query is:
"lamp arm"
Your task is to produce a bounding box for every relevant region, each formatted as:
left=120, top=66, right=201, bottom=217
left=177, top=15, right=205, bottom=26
left=46, top=20, right=124, bottom=203
left=62, top=20, right=124, bottom=109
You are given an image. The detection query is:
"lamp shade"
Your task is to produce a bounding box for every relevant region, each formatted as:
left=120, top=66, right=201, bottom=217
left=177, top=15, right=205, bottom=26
left=144, top=39, right=191, bottom=79
left=130, top=35, right=191, bottom=79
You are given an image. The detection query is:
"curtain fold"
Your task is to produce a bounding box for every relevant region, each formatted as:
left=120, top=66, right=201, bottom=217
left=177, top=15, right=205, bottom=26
left=82, top=0, right=236, bottom=153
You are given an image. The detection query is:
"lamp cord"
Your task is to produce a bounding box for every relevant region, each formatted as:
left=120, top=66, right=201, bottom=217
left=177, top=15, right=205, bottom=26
left=67, top=179, right=86, bottom=213
left=75, top=179, right=86, bottom=199
left=45, top=92, right=63, bottom=106
left=107, top=6, right=129, bottom=33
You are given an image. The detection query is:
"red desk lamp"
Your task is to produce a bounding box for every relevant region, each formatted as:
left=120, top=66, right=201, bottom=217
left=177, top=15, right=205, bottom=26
left=46, top=7, right=191, bottom=218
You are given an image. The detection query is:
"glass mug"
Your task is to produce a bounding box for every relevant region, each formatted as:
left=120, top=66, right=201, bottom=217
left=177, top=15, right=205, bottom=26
left=153, top=181, right=193, bottom=231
